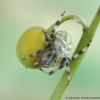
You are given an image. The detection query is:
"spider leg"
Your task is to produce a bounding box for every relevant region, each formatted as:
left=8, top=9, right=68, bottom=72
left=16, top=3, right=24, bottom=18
left=48, top=11, right=66, bottom=35
left=65, top=62, right=71, bottom=85
left=39, top=57, right=66, bottom=75
left=43, top=31, right=51, bottom=42
left=61, top=11, right=66, bottom=18
left=39, top=57, right=71, bottom=85
left=22, top=49, right=45, bottom=60
left=22, top=29, right=55, bottom=61
left=22, top=53, right=37, bottom=60
left=71, top=40, right=91, bottom=61
left=39, top=67, right=61, bottom=75
left=43, top=12, right=66, bottom=43
left=60, top=57, right=71, bottom=85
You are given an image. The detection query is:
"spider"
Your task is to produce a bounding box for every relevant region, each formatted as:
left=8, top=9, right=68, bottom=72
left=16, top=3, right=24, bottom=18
left=22, top=11, right=91, bottom=84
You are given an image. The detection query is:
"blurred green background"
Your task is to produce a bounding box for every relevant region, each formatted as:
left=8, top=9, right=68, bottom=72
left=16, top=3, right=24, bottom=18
left=0, top=0, right=100, bottom=100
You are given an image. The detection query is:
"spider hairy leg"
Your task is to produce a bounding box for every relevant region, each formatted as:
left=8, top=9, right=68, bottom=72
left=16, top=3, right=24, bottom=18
left=49, top=11, right=66, bottom=34
left=61, top=11, right=66, bottom=18
left=22, top=49, right=45, bottom=60
left=39, top=67, right=61, bottom=75
left=71, top=40, right=92, bottom=61
left=22, top=53, right=37, bottom=60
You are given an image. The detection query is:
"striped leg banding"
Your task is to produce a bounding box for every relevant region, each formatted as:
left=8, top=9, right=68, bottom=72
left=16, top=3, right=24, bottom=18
left=50, top=11, right=66, bottom=34
left=22, top=53, right=37, bottom=60
left=61, top=11, right=66, bottom=19
left=71, top=40, right=92, bottom=61
left=22, top=49, right=45, bottom=60
left=40, top=67, right=60, bottom=75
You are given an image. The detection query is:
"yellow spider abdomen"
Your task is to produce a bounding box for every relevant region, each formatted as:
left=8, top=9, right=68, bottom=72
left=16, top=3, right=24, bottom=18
left=16, top=26, right=46, bottom=69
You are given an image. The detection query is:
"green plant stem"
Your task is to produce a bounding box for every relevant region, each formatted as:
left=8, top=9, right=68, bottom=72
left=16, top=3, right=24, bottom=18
left=47, top=15, right=87, bottom=34
left=48, top=7, right=100, bottom=100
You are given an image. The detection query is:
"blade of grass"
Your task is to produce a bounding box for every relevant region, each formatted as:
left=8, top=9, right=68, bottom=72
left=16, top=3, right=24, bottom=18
left=49, top=6, right=100, bottom=100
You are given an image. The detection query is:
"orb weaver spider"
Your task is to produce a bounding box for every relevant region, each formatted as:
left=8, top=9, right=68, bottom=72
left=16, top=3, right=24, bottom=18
left=22, top=11, right=91, bottom=84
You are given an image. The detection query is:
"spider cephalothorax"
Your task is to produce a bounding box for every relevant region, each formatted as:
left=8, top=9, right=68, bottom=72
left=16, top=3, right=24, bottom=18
left=21, top=12, right=91, bottom=84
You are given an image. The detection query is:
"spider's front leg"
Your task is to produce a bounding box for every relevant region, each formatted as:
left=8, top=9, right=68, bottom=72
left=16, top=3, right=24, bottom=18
left=39, top=58, right=67, bottom=76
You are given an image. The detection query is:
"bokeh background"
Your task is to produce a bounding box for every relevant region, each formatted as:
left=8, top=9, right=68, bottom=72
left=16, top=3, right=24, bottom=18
left=0, top=0, right=100, bottom=100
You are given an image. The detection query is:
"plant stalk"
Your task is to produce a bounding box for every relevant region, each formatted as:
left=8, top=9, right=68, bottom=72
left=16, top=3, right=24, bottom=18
left=49, top=6, right=100, bottom=100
